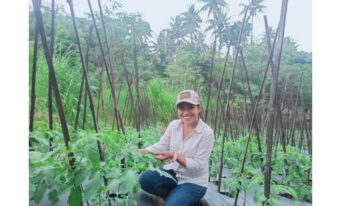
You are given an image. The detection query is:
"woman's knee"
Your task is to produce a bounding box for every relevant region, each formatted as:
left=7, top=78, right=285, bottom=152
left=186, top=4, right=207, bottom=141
left=139, top=170, right=157, bottom=192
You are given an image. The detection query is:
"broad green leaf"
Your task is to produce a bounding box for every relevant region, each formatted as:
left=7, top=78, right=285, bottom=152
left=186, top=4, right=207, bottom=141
left=67, top=187, right=82, bottom=206
left=120, top=169, right=138, bottom=194
left=84, top=172, right=103, bottom=200
left=107, top=179, right=121, bottom=191
left=106, top=168, right=122, bottom=179
left=86, top=144, right=100, bottom=167
left=48, top=189, right=59, bottom=202
left=30, top=152, right=42, bottom=164
left=75, top=168, right=88, bottom=187
left=29, top=181, right=36, bottom=200
left=33, top=182, right=46, bottom=204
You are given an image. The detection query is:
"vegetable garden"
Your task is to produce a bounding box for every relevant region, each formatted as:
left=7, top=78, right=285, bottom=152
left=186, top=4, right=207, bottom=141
left=29, top=0, right=312, bottom=205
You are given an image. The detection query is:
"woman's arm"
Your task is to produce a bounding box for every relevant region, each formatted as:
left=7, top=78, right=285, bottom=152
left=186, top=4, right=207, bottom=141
left=154, top=151, right=187, bottom=167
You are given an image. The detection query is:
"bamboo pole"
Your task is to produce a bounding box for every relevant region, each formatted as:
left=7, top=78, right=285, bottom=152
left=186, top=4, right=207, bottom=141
left=66, top=1, right=112, bottom=204
left=32, top=0, right=72, bottom=156
left=290, top=72, right=303, bottom=147
left=264, top=0, right=288, bottom=199
left=48, top=0, right=55, bottom=134
left=299, top=88, right=312, bottom=154
left=233, top=16, right=280, bottom=206
left=213, top=36, right=232, bottom=134
left=217, top=7, right=248, bottom=193
left=239, top=49, right=263, bottom=159
left=29, top=15, right=39, bottom=134
left=204, top=38, right=217, bottom=121
left=132, top=16, right=142, bottom=147
left=113, top=26, right=139, bottom=137
left=74, top=25, right=93, bottom=130
left=86, top=0, right=123, bottom=132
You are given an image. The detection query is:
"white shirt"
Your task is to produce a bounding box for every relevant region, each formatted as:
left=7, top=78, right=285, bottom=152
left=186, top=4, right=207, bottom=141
left=146, top=119, right=214, bottom=187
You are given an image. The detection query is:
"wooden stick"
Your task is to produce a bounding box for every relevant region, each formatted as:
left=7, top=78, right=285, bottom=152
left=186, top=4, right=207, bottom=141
left=264, top=0, right=288, bottom=199
left=217, top=7, right=249, bottom=193
left=290, top=72, right=303, bottom=147
left=86, top=0, right=123, bottom=132
left=204, top=38, right=217, bottom=121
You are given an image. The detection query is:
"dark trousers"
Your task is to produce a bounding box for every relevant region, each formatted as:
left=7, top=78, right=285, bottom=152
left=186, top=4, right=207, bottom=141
left=139, top=167, right=207, bottom=206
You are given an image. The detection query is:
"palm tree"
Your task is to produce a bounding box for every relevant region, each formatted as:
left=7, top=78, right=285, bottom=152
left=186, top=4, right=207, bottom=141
left=198, top=0, right=228, bottom=121
left=240, top=0, right=266, bottom=43
left=199, top=0, right=227, bottom=19
left=168, top=15, right=186, bottom=48
left=205, top=11, right=230, bottom=50
left=181, top=4, right=202, bottom=45
left=133, top=16, right=152, bottom=49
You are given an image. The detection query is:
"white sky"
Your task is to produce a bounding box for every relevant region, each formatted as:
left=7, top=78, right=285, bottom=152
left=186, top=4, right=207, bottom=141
left=39, top=0, right=312, bottom=52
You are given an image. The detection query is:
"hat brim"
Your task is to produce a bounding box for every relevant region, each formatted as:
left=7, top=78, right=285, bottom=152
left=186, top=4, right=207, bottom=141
left=176, top=99, right=200, bottom=106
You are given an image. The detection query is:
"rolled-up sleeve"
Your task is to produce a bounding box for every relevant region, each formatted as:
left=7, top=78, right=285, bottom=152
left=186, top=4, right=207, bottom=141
left=185, top=131, right=214, bottom=175
left=146, top=121, right=173, bottom=154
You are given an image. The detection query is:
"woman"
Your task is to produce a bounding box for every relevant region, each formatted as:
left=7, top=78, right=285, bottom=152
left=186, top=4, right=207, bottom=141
left=138, top=90, right=214, bottom=206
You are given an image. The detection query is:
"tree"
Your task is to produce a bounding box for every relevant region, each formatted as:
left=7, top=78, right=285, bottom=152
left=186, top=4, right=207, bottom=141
left=181, top=4, right=202, bottom=45
left=199, top=0, right=227, bottom=19
left=240, top=0, right=266, bottom=43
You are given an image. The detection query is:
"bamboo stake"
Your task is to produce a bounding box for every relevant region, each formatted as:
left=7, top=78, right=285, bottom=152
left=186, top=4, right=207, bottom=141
left=82, top=84, right=88, bottom=130
left=48, top=0, right=55, bottom=135
left=66, top=1, right=112, bottom=204
left=113, top=26, right=139, bottom=137
left=132, top=16, right=142, bottom=147
left=204, top=38, right=217, bottom=121
left=264, top=0, right=288, bottom=199
left=233, top=16, right=280, bottom=206
left=32, top=0, right=72, bottom=155
left=95, top=52, right=105, bottom=124
left=217, top=7, right=248, bottom=193
left=213, top=36, right=232, bottom=134
left=86, top=0, right=122, bottom=132
left=74, top=25, right=93, bottom=129
left=239, top=49, right=263, bottom=159
left=299, top=88, right=312, bottom=154
left=29, top=16, right=39, bottom=134
left=290, top=72, right=303, bottom=147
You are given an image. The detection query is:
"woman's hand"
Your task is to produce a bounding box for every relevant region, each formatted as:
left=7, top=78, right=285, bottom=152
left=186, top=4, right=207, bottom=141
left=154, top=151, right=174, bottom=161
left=137, top=149, right=149, bottom=154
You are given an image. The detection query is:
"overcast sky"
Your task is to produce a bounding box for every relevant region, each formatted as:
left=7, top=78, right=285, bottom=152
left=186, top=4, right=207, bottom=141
left=39, top=0, right=312, bottom=52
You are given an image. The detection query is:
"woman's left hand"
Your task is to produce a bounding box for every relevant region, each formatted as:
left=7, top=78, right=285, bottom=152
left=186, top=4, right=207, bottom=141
left=154, top=151, right=173, bottom=161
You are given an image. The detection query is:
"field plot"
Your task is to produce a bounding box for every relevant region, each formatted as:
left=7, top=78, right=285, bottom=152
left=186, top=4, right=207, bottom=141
left=29, top=0, right=312, bottom=205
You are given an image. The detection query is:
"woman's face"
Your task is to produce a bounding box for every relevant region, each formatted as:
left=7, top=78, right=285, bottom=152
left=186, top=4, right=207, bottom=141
left=177, top=102, right=200, bottom=125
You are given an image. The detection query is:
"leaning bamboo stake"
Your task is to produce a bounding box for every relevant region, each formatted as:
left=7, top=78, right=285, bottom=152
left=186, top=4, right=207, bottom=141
left=204, top=38, right=217, bottom=122
left=290, top=72, right=303, bottom=147
left=299, top=87, right=312, bottom=154
left=48, top=0, right=56, bottom=135
left=264, top=0, right=288, bottom=199
left=66, top=1, right=112, bottom=204
left=29, top=17, right=39, bottom=134
left=239, top=49, right=263, bottom=159
left=213, top=36, right=232, bottom=134
left=97, top=0, right=126, bottom=135
left=87, top=0, right=123, bottom=132
left=217, top=7, right=248, bottom=193
left=95, top=53, right=105, bottom=123
left=132, top=16, right=142, bottom=147
left=113, top=26, right=139, bottom=138
left=32, top=0, right=72, bottom=154
left=75, top=25, right=93, bottom=130
left=233, top=16, right=280, bottom=206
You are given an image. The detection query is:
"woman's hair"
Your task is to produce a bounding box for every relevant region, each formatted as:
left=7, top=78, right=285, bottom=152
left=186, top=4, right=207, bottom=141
left=197, top=104, right=204, bottom=122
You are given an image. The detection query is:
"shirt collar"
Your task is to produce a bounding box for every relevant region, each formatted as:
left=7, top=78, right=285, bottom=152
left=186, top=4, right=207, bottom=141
left=176, top=118, right=205, bottom=134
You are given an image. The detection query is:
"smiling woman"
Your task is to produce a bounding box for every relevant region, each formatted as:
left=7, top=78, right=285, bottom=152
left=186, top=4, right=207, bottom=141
left=137, top=90, right=214, bottom=206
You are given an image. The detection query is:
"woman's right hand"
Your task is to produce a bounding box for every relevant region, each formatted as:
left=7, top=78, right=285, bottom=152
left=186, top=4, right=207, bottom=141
left=137, top=149, right=149, bottom=154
